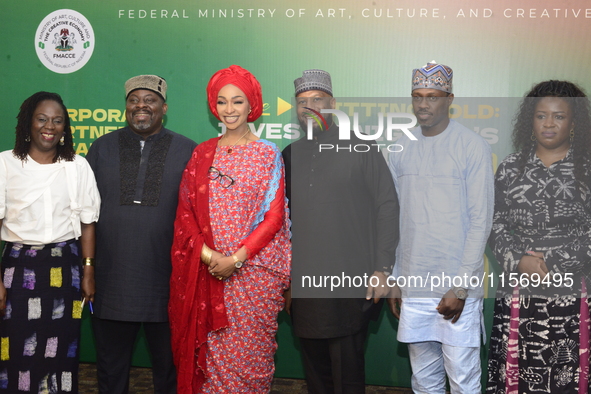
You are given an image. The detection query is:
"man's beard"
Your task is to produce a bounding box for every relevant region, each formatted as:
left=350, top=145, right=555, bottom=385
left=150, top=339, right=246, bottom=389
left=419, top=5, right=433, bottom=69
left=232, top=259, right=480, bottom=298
left=130, top=111, right=153, bottom=131
left=130, top=120, right=152, bottom=131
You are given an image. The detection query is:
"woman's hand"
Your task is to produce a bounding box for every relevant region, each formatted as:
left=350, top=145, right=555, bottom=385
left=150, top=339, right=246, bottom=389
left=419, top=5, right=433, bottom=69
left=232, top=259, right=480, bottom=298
left=0, top=281, right=7, bottom=316
left=81, top=266, right=95, bottom=303
left=517, top=251, right=549, bottom=280
left=208, top=253, right=237, bottom=280
left=80, top=222, right=96, bottom=303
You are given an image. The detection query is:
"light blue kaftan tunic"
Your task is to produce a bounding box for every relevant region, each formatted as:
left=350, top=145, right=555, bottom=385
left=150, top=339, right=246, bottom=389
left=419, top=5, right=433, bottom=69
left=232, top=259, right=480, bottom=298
left=388, top=120, right=493, bottom=346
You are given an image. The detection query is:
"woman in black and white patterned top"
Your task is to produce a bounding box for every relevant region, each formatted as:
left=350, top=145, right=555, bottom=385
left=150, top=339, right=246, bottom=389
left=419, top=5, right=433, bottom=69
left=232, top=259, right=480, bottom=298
left=487, top=80, right=591, bottom=394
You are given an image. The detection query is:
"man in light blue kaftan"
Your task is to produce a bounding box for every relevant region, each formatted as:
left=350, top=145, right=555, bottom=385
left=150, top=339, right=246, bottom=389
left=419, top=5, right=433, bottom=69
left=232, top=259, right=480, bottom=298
left=387, top=62, right=494, bottom=394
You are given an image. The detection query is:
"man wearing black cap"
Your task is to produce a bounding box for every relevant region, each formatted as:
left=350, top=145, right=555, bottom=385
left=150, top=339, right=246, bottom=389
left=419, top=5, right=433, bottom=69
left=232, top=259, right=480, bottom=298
left=283, top=70, right=399, bottom=393
left=86, top=75, right=197, bottom=394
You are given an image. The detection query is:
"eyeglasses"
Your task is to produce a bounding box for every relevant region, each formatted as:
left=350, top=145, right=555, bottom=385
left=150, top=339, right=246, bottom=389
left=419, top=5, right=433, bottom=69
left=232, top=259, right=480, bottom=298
left=208, top=166, right=235, bottom=188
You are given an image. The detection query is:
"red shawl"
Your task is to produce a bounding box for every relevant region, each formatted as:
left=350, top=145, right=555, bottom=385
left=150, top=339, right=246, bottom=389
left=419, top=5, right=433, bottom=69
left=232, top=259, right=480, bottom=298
left=169, top=137, right=228, bottom=394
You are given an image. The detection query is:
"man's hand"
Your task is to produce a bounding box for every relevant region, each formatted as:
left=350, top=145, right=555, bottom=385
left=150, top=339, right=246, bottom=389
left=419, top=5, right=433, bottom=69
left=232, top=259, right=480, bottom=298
left=283, top=286, right=292, bottom=315
left=366, top=271, right=390, bottom=303
left=387, top=282, right=402, bottom=319
left=436, top=289, right=465, bottom=323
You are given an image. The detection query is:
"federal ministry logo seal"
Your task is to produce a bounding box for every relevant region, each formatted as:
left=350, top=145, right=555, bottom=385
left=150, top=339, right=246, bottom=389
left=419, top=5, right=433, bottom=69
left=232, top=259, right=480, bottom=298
left=35, top=9, right=95, bottom=74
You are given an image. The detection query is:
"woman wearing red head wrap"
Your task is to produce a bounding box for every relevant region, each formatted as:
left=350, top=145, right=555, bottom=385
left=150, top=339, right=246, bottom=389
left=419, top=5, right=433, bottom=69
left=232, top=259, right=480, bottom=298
left=169, top=65, right=291, bottom=393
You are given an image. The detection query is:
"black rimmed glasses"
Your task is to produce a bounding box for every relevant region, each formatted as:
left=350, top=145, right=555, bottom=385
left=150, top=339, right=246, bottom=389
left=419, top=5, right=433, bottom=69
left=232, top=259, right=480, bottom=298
left=208, top=166, right=235, bottom=188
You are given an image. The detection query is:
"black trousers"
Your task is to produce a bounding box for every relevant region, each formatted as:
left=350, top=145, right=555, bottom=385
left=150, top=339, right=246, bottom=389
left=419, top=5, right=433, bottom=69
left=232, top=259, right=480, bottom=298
left=299, top=327, right=368, bottom=394
left=91, top=317, right=176, bottom=394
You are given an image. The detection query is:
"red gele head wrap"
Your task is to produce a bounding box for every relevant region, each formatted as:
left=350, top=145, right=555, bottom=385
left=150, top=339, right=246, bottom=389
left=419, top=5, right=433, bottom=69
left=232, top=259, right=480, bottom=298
left=206, top=65, right=263, bottom=122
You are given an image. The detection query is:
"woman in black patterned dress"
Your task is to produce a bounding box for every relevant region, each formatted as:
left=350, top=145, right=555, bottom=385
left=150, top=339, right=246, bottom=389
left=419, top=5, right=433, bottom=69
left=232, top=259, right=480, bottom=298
left=487, top=81, right=591, bottom=393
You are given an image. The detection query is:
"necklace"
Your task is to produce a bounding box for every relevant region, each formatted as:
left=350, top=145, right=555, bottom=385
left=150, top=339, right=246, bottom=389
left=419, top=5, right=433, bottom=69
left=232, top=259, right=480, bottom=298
left=223, top=129, right=250, bottom=154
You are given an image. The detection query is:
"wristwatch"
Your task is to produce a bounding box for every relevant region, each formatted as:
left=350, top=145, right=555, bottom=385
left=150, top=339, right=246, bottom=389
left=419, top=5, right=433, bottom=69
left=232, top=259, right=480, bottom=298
left=231, top=255, right=243, bottom=269
left=452, top=287, right=468, bottom=301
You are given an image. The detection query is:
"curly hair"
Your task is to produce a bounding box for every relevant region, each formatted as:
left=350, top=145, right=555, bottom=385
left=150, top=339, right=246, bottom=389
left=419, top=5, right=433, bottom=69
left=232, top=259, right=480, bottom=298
left=512, top=80, right=591, bottom=185
left=13, top=91, right=75, bottom=162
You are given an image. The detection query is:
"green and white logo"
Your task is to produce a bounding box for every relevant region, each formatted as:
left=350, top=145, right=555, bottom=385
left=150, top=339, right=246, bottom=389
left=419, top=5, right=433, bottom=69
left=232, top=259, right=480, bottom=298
left=35, top=9, right=95, bottom=74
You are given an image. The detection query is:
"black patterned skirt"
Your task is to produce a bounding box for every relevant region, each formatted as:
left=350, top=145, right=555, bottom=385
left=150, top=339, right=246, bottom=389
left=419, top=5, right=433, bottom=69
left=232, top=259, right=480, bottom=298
left=487, top=290, right=591, bottom=394
left=0, top=240, right=82, bottom=393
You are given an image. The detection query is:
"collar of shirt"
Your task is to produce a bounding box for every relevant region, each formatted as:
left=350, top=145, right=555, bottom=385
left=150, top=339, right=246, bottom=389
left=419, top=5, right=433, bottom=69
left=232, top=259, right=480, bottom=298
left=528, top=146, right=573, bottom=169
left=123, top=126, right=170, bottom=143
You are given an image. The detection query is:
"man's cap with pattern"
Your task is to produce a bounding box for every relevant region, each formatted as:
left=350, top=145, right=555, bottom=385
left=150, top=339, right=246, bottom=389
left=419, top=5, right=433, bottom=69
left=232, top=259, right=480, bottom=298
left=125, top=75, right=167, bottom=100
left=294, top=69, right=333, bottom=96
left=412, top=61, right=453, bottom=93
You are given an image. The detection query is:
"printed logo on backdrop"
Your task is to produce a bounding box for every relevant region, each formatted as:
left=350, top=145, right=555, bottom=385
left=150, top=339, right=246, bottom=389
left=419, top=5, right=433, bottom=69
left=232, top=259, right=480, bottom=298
left=35, top=9, right=95, bottom=74
left=302, top=107, right=329, bottom=132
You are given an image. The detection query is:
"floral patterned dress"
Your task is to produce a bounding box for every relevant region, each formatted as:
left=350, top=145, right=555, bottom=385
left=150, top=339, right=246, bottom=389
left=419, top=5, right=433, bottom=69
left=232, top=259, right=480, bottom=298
left=170, top=138, right=291, bottom=394
left=487, top=150, right=591, bottom=394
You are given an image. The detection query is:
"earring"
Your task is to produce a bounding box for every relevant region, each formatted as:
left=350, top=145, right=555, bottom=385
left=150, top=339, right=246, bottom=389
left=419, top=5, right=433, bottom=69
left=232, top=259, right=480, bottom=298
left=530, top=131, right=536, bottom=142
left=570, top=128, right=574, bottom=143
left=25, top=135, right=30, bottom=142
left=59, top=136, right=65, bottom=146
